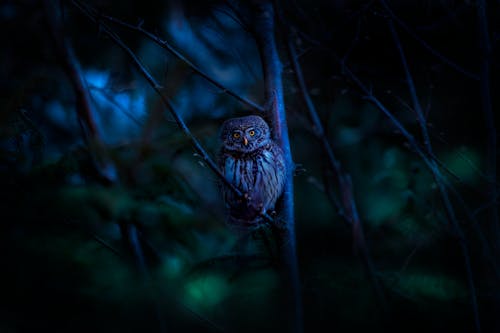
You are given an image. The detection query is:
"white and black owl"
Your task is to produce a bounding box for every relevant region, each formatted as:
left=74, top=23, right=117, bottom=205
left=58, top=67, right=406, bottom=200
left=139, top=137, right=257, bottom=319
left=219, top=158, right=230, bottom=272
left=218, top=115, right=286, bottom=227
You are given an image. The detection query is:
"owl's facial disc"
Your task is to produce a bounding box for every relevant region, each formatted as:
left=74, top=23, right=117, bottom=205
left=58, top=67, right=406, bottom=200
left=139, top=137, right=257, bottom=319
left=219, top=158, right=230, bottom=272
left=220, top=115, right=271, bottom=153
left=226, top=127, right=264, bottom=152
left=242, top=127, right=258, bottom=146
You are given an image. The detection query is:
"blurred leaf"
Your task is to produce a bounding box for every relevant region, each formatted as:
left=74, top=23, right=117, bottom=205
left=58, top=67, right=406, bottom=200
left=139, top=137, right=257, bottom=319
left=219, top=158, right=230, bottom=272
left=441, top=146, right=481, bottom=183
left=362, top=192, right=405, bottom=226
left=183, top=274, right=230, bottom=309
left=390, top=271, right=467, bottom=302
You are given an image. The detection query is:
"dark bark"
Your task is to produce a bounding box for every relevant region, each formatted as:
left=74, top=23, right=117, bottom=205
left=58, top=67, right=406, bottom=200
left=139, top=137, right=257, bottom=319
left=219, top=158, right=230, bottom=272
left=251, top=2, right=303, bottom=332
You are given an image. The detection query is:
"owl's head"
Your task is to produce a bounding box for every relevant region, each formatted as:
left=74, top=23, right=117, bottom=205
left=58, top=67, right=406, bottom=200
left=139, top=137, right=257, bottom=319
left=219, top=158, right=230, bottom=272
left=220, top=115, right=271, bottom=153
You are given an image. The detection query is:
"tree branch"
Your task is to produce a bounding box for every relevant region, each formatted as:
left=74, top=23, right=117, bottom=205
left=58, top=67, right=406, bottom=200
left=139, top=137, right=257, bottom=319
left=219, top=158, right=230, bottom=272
left=44, top=0, right=118, bottom=184
left=380, top=0, right=479, bottom=81
left=99, top=12, right=265, bottom=113
left=251, top=1, right=302, bottom=332
left=387, top=18, right=481, bottom=332
left=284, top=25, right=387, bottom=312
left=71, top=1, right=236, bottom=193
left=70, top=0, right=276, bottom=225
left=46, top=2, right=170, bottom=331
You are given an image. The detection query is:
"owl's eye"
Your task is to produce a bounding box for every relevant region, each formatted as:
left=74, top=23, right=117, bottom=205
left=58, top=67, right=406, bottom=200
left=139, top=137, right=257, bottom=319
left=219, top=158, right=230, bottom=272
left=232, top=132, right=241, bottom=139
left=248, top=130, right=256, bottom=136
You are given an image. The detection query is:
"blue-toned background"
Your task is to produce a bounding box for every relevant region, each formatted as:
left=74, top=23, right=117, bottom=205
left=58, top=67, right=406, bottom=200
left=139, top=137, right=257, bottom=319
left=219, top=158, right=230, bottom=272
left=1, top=0, right=498, bottom=332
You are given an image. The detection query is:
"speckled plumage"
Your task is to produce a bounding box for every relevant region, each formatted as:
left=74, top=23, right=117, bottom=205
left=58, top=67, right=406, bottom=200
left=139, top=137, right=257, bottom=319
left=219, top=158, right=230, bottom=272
left=218, top=115, right=286, bottom=226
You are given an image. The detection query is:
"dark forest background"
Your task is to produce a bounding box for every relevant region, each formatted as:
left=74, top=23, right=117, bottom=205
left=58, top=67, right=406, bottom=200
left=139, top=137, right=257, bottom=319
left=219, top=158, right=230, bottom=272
left=1, top=0, right=499, bottom=332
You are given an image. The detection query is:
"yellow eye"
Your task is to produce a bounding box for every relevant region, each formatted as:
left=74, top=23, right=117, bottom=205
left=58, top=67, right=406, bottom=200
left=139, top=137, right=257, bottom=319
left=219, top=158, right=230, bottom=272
left=233, top=132, right=240, bottom=139
left=248, top=130, right=255, bottom=136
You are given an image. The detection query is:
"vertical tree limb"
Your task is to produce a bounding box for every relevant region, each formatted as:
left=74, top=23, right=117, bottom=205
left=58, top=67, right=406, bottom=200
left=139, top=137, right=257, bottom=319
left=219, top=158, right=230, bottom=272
left=251, top=2, right=302, bottom=332
left=71, top=2, right=287, bottom=331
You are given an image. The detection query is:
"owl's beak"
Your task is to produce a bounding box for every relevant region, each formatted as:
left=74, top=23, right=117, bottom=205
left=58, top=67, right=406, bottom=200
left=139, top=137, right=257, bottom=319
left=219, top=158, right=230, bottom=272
left=243, top=137, right=249, bottom=146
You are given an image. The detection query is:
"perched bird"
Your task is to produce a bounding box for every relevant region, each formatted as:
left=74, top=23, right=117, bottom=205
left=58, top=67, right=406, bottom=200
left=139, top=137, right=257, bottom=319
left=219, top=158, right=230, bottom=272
left=218, top=115, right=286, bottom=227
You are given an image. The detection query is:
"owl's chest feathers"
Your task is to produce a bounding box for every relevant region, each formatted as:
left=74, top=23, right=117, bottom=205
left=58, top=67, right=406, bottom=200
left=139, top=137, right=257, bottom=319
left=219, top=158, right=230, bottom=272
left=222, top=142, right=272, bottom=160
left=221, top=144, right=276, bottom=191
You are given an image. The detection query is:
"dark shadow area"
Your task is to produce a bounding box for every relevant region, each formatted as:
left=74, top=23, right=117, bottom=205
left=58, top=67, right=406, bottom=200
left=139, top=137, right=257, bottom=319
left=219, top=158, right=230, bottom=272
left=1, top=0, right=498, bottom=332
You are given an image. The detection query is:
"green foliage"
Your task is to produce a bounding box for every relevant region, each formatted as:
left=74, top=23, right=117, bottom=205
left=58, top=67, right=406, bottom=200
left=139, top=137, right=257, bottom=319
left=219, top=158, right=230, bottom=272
left=392, top=271, right=467, bottom=302
left=184, top=274, right=230, bottom=308
left=441, top=146, right=481, bottom=183
left=1, top=1, right=494, bottom=332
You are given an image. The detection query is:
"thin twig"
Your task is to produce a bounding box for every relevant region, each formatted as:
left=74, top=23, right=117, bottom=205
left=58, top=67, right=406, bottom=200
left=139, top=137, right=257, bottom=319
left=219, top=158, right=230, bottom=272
left=123, top=223, right=148, bottom=276
left=415, top=3, right=468, bottom=32
left=72, top=0, right=238, bottom=193
left=70, top=0, right=275, bottom=225
left=341, top=64, right=429, bottom=162
left=285, top=25, right=387, bottom=311
left=120, top=222, right=167, bottom=333
left=343, top=175, right=388, bottom=310
left=99, top=13, right=265, bottom=113
left=87, top=84, right=143, bottom=126
left=387, top=18, right=481, bottom=332
left=177, top=301, right=226, bottom=332
left=92, top=234, right=123, bottom=258
left=45, top=0, right=118, bottom=184
left=380, top=0, right=479, bottom=81
left=447, top=185, right=500, bottom=280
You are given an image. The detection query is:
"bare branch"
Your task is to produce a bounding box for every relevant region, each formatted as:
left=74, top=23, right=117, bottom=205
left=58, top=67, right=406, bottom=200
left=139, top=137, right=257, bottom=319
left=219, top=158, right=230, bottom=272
left=251, top=1, right=302, bottom=332
left=88, top=84, right=143, bottom=127
left=99, top=11, right=265, bottom=113
left=72, top=1, right=237, bottom=193
left=387, top=18, right=481, bottom=332
left=285, top=26, right=387, bottom=312
left=70, top=0, right=276, bottom=225
left=380, top=0, right=479, bottom=81
left=44, top=0, right=117, bottom=184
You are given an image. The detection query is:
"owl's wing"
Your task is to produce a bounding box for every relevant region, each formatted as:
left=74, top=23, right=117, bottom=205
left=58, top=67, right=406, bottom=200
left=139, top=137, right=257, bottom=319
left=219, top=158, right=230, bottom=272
left=250, top=143, right=286, bottom=214
left=271, top=143, right=287, bottom=200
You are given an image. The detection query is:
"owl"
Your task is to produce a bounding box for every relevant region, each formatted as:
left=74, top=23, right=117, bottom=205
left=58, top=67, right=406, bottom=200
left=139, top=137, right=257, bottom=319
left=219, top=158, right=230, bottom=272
left=218, top=115, right=286, bottom=227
